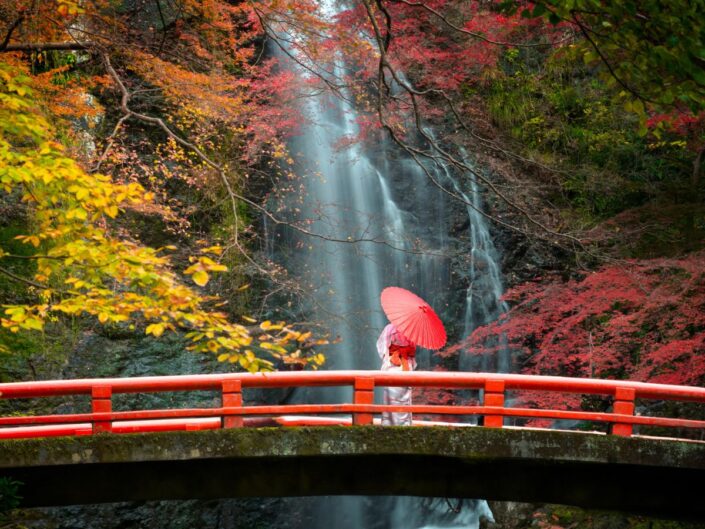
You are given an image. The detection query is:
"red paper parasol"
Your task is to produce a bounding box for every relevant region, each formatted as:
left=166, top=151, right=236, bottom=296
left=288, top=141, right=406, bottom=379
left=380, top=287, right=447, bottom=349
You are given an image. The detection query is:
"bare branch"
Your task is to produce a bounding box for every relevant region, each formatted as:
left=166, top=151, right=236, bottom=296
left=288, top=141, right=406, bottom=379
left=92, top=114, right=130, bottom=172
left=100, top=53, right=437, bottom=260
left=569, top=11, right=656, bottom=105
left=0, top=266, right=57, bottom=293
left=360, top=0, right=585, bottom=250
left=0, top=13, right=25, bottom=52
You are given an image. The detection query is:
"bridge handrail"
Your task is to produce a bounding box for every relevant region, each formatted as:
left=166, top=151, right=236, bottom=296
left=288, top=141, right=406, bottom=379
left=1, top=371, right=705, bottom=400
left=1, top=371, right=704, bottom=440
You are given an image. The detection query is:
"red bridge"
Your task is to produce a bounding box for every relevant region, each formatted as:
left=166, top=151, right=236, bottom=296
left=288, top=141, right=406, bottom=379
left=1, top=371, right=704, bottom=519
left=1, top=370, right=704, bottom=437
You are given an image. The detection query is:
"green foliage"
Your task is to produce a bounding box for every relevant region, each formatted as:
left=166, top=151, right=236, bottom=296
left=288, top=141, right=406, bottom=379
left=0, top=213, right=82, bottom=379
left=487, top=49, right=692, bottom=220
left=0, top=224, right=38, bottom=303
left=0, top=477, right=21, bottom=514
left=505, top=0, right=705, bottom=116
left=532, top=503, right=705, bottom=529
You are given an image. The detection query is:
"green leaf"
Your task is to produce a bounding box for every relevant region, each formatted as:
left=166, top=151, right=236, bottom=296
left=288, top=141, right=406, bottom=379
left=532, top=4, right=547, bottom=17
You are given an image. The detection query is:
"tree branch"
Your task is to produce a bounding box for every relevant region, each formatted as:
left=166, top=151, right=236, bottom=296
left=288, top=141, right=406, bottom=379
left=392, top=0, right=571, bottom=48
left=693, top=146, right=704, bottom=192
left=100, top=53, right=437, bottom=260
left=360, top=0, right=585, bottom=251
left=0, top=14, right=25, bottom=52
left=92, top=114, right=129, bottom=173
left=569, top=11, right=656, bottom=105
left=0, top=41, right=93, bottom=52
left=0, top=266, right=54, bottom=292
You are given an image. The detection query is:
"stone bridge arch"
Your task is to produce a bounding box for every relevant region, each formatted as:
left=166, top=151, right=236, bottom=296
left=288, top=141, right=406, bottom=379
left=2, top=427, right=704, bottom=520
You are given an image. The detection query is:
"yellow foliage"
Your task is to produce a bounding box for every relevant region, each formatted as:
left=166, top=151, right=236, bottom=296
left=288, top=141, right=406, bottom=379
left=128, top=51, right=248, bottom=125
left=0, top=60, right=325, bottom=372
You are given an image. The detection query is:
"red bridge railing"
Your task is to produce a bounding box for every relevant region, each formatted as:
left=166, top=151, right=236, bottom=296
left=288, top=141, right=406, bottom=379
left=0, top=371, right=704, bottom=441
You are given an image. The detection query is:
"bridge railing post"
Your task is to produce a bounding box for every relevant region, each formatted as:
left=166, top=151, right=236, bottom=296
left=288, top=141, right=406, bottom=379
left=611, top=387, right=635, bottom=437
left=92, top=385, right=112, bottom=433
left=353, top=377, right=375, bottom=425
left=484, top=379, right=505, bottom=428
left=222, top=379, right=243, bottom=428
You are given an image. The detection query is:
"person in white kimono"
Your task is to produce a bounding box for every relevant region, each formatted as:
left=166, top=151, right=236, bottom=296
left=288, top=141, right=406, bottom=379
left=376, top=323, right=417, bottom=426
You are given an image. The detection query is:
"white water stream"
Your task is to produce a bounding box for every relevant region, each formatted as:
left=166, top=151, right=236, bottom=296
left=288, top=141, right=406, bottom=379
left=265, top=4, right=507, bottom=528
left=438, top=147, right=510, bottom=373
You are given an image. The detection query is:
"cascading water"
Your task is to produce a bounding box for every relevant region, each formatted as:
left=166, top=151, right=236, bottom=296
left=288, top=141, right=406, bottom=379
left=271, top=79, right=451, bottom=529
left=271, top=66, right=449, bottom=386
left=434, top=149, right=510, bottom=373
left=266, top=4, right=506, bottom=528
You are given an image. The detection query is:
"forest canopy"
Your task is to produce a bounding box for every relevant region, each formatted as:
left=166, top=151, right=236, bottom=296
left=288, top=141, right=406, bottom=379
left=0, top=0, right=703, bottom=385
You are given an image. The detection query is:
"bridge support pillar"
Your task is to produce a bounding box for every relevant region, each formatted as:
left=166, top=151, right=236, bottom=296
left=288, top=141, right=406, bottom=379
left=353, top=377, right=375, bottom=425
left=222, top=380, right=243, bottom=428
left=612, top=387, right=636, bottom=437
left=484, top=379, right=505, bottom=428
left=91, top=385, right=112, bottom=433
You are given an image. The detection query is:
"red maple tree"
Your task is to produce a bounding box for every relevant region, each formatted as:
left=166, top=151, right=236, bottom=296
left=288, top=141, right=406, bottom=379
left=466, top=253, right=705, bottom=388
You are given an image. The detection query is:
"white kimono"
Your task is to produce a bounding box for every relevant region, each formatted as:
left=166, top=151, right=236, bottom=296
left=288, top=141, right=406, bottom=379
left=377, top=323, right=417, bottom=426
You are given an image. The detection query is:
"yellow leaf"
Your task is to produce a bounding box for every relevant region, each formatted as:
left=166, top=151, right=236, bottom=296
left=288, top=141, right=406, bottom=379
left=260, top=342, right=287, bottom=354
left=68, top=208, right=87, bottom=220
left=200, top=245, right=223, bottom=255
left=146, top=323, right=165, bottom=337
left=217, top=353, right=230, bottom=362
left=16, top=235, right=40, bottom=247
left=23, top=318, right=43, bottom=331
left=184, top=263, right=200, bottom=275
left=192, top=270, right=209, bottom=286
left=242, top=315, right=257, bottom=323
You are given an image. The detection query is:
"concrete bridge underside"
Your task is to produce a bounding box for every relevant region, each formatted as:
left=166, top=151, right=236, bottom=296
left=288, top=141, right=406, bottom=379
left=1, top=427, right=704, bottom=520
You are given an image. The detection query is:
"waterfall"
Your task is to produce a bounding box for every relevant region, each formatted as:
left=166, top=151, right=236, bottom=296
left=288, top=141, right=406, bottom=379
left=272, top=69, right=449, bottom=385
left=434, top=148, right=510, bottom=373
left=265, top=4, right=505, bottom=529
left=269, top=62, right=451, bottom=529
